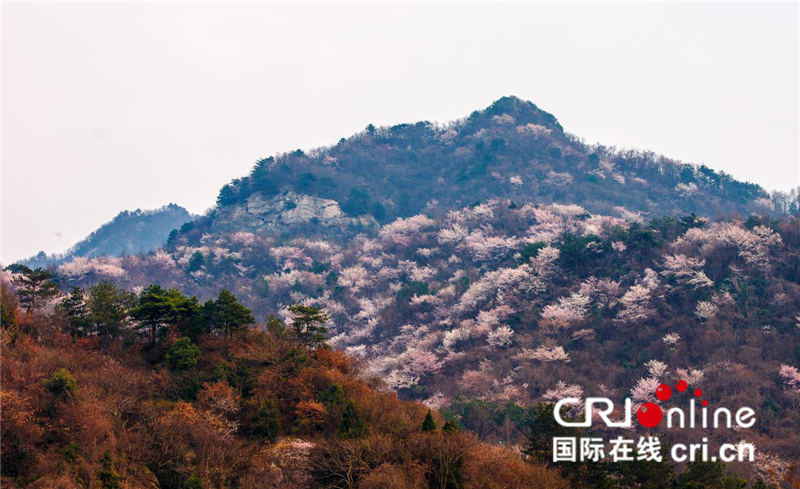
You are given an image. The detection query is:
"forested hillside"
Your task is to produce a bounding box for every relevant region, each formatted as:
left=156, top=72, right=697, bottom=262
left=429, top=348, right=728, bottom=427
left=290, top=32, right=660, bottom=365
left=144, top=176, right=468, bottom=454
left=5, top=96, right=800, bottom=488
left=208, top=95, right=781, bottom=236
left=22, top=204, right=193, bottom=268
left=11, top=201, right=800, bottom=484
left=1, top=287, right=565, bottom=488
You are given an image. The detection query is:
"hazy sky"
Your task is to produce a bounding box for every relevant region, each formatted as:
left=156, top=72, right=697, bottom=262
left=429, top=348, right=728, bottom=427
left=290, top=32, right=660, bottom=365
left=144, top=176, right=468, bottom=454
left=3, top=2, right=799, bottom=264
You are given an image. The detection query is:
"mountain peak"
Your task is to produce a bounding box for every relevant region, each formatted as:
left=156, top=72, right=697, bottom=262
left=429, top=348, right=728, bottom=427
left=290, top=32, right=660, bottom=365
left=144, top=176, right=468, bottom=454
left=205, top=97, right=767, bottom=237
left=473, top=96, right=563, bottom=132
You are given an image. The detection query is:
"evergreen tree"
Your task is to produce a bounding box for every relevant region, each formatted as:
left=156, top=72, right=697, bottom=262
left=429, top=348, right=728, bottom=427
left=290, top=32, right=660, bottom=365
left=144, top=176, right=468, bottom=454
left=180, top=309, right=210, bottom=343
left=43, top=368, right=78, bottom=398
left=216, top=184, right=237, bottom=206
left=524, top=403, right=578, bottom=463
left=87, top=281, right=136, bottom=339
left=422, top=409, right=438, bottom=433
left=131, top=285, right=199, bottom=343
left=265, top=314, right=287, bottom=338
left=676, top=461, right=747, bottom=489
left=8, top=265, right=60, bottom=313
left=340, top=399, right=368, bottom=439
left=607, top=455, right=675, bottom=488
left=165, top=229, right=179, bottom=248
left=524, top=403, right=615, bottom=487
left=287, top=304, right=328, bottom=348
left=318, top=383, right=347, bottom=411
left=250, top=157, right=279, bottom=196
left=165, top=337, right=201, bottom=371
left=255, top=399, right=281, bottom=441
left=204, top=289, right=255, bottom=338
left=56, top=287, right=90, bottom=337
left=187, top=251, right=205, bottom=273
left=97, top=451, right=121, bottom=489
left=442, top=420, right=460, bottom=433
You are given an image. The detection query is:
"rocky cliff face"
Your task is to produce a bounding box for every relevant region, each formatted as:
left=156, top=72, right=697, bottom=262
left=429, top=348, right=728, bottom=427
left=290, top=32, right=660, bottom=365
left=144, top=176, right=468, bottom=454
left=212, top=191, right=377, bottom=233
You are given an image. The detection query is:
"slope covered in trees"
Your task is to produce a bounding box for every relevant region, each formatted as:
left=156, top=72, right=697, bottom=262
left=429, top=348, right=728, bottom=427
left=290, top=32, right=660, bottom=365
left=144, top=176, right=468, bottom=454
left=32, top=201, right=800, bottom=485
left=0, top=281, right=566, bottom=488
left=205, top=95, right=781, bottom=239
left=6, top=273, right=798, bottom=488
left=22, top=204, right=193, bottom=268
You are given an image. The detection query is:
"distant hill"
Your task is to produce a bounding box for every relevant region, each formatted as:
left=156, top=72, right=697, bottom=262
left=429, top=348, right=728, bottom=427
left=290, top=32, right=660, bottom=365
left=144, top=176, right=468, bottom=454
left=205, top=95, right=774, bottom=239
left=21, top=204, right=193, bottom=267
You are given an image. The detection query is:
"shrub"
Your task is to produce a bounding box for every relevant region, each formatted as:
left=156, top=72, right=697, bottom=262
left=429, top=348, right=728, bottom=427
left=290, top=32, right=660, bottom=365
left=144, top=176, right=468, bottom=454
left=165, top=337, right=201, bottom=371
left=340, top=400, right=369, bottom=439
left=43, top=368, right=78, bottom=398
left=97, top=451, right=120, bottom=489
left=318, top=383, right=347, bottom=411
left=183, top=474, right=204, bottom=489
left=255, top=399, right=281, bottom=441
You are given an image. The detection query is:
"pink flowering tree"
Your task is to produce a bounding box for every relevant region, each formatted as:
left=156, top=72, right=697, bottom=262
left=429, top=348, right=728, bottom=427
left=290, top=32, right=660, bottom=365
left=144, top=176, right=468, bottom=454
left=541, top=293, right=591, bottom=329
left=778, top=364, right=800, bottom=393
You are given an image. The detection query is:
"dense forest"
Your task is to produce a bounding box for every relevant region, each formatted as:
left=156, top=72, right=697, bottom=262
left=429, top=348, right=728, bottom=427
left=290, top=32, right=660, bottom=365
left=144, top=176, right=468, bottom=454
left=1, top=285, right=569, bottom=488
left=4, top=274, right=797, bottom=488
left=5, top=205, right=800, bottom=487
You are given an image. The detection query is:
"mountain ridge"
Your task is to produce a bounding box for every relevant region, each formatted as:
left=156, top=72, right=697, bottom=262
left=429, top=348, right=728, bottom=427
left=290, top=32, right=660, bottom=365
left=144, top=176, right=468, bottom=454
left=202, top=95, right=771, bottom=240
left=21, top=204, right=194, bottom=268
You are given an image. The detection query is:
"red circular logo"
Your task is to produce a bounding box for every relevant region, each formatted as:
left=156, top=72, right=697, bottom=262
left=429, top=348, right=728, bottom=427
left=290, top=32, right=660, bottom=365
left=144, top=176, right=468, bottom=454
left=656, top=384, right=672, bottom=401
left=637, top=402, right=663, bottom=428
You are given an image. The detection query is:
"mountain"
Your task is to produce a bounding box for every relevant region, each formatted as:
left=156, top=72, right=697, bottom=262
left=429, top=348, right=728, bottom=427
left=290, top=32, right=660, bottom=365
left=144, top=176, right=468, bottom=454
left=21, top=204, right=193, bottom=268
left=28, top=97, right=800, bottom=483
left=207, top=95, right=772, bottom=239
left=32, top=96, right=784, bottom=266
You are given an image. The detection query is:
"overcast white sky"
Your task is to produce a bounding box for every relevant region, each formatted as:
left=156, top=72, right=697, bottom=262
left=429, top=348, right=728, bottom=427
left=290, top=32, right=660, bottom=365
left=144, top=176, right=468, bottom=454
left=2, top=2, right=799, bottom=264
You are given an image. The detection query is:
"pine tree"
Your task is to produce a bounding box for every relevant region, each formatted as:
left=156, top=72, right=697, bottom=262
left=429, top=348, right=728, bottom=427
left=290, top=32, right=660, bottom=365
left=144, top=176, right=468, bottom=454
left=9, top=265, right=60, bottom=313
left=57, top=287, right=90, bottom=337
left=524, top=403, right=579, bottom=463
left=87, top=281, right=136, bottom=339
left=131, top=285, right=199, bottom=343
left=265, top=314, right=287, bottom=338
left=288, top=304, right=329, bottom=348
left=187, top=251, right=205, bottom=273
left=43, top=368, right=78, bottom=398
left=216, top=184, right=238, bottom=206
left=204, top=289, right=255, bottom=338
left=422, top=409, right=437, bottom=433
left=318, top=383, right=347, bottom=411
left=676, top=461, right=746, bottom=488
left=183, top=475, right=204, bottom=489
left=165, top=337, right=201, bottom=371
